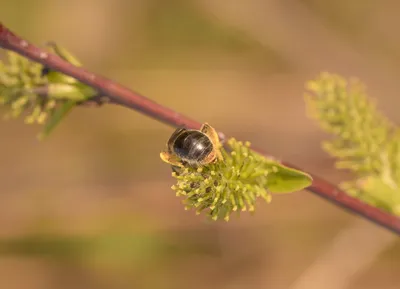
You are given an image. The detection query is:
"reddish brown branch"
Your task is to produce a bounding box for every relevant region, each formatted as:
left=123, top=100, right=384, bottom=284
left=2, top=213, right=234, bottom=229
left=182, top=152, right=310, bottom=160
left=1, top=22, right=399, bottom=235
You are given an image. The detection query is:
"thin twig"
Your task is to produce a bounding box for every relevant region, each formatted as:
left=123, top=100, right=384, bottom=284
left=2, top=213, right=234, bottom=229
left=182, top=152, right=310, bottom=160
left=1, top=22, right=399, bottom=235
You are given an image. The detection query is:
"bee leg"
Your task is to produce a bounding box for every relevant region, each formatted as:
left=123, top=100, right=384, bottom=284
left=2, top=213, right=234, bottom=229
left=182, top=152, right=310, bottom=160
left=171, top=165, right=182, bottom=176
left=200, top=123, right=224, bottom=161
left=160, top=151, right=184, bottom=167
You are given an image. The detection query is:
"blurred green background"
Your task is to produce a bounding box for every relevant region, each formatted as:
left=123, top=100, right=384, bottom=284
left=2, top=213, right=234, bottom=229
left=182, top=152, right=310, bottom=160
left=1, top=1, right=400, bottom=288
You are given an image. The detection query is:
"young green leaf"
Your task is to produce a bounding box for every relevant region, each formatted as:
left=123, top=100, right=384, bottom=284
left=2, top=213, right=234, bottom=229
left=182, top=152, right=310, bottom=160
left=46, top=42, right=83, bottom=66
left=47, top=83, right=96, bottom=101
left=38, top=100, right=76, bottom=140
left=265, top=163, right=313, bottom=193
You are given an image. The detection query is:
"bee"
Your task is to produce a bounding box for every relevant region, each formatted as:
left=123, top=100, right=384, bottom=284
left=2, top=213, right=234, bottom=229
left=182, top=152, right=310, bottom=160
left=160, top=123, right=224, bottom=169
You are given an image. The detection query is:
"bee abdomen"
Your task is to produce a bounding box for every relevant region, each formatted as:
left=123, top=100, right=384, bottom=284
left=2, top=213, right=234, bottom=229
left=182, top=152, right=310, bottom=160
left=173, top=131, right=213, bottom=164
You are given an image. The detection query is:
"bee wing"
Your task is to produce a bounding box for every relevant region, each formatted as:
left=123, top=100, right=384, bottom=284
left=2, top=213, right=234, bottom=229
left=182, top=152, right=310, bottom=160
left=160, top=151, right=184, bottom=167
left=167, top=127, right=186, bottom=151
left=200, top=123, right=223, bottom=160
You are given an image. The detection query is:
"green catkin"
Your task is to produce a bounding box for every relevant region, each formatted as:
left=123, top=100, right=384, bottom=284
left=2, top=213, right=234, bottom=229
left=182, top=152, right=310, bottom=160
left=170, top=138, right=299, bottom=221
left=0, top=46, right=96, bottom=139
left=305, top=72, right=400, bottom=216
left=0, top=52, right=46, bottom=124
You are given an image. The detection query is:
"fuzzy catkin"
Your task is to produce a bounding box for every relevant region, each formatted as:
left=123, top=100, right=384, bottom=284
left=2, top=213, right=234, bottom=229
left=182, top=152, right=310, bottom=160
left=171, top=138, right=272, bottom=221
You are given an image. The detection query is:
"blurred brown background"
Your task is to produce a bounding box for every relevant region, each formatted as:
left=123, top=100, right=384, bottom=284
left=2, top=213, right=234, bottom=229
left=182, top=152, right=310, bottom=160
left=1, top=1, right=400, bottom=288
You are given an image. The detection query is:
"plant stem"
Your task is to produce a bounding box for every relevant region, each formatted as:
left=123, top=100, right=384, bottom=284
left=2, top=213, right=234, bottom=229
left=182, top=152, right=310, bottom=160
left=1, top=22, right=399, bottom=235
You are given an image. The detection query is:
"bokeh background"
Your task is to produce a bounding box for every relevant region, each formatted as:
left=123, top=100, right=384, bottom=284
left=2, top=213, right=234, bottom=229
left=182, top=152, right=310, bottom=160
left=1, top=1, right=400, bottom=288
